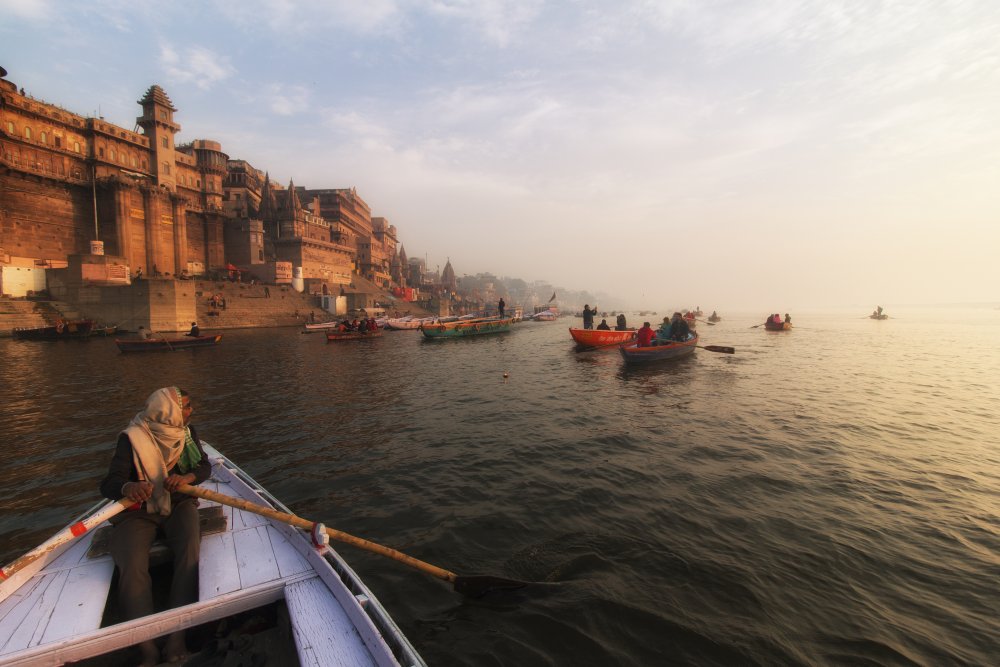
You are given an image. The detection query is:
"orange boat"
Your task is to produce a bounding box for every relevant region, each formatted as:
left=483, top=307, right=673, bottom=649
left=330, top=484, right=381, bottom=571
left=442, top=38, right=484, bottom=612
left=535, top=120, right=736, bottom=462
left=568, top=327, right=636, bottom=348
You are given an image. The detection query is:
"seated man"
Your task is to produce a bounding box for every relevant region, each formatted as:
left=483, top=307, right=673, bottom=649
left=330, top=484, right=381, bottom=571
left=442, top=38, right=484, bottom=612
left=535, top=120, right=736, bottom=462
left=100, top=388, right=211, bottom=665
left=669, top=312, right=690, bottom=341
left=185, top=322, right=200, bottom=337
left=596, top=319, right=611, bottom=330
left=636, top=322, right=655, bottom=347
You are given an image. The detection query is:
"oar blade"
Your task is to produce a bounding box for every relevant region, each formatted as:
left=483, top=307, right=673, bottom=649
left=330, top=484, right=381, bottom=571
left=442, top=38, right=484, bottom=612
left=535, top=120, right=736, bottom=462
left=703, top=345, right=735, bottom=354
left=453, top=575, right=530, bottom=597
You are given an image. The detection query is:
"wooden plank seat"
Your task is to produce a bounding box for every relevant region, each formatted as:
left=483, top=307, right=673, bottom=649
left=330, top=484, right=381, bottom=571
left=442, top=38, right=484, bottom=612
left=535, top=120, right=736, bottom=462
left=85, top=504, right=228, bottom=561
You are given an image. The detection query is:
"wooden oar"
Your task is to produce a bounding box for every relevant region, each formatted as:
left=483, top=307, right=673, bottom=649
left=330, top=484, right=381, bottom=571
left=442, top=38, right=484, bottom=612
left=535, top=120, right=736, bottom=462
left=0, top=499, right=132, bottom=583
left=178, top=484, right=528, bottom=597
left=693, top=318, right=716, bottom=326
left=697, top=344, right=735, bottom=354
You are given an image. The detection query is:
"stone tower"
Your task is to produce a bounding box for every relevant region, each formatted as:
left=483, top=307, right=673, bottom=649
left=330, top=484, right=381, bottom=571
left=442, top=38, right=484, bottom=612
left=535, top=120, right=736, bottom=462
left=136, top=85, right=181, bottom=191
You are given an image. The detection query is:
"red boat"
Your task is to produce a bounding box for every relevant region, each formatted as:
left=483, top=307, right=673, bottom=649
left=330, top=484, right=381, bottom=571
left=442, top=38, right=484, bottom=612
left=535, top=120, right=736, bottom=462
left=115, top=334, right=223, bottom=352
left=619, top=333, right=698, bottom=364
left=568, top=327, right=636, bottom=348
left=326, top=329, right=383, bottom=342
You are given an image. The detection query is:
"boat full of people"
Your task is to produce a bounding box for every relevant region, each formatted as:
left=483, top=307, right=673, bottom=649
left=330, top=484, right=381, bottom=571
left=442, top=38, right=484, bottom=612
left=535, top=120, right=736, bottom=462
left=420, top=316, right=514, bottom=338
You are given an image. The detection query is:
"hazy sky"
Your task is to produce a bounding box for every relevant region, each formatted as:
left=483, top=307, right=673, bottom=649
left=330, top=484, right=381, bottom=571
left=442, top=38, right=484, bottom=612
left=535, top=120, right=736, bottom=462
left=2, top=0, right=998, bottom=310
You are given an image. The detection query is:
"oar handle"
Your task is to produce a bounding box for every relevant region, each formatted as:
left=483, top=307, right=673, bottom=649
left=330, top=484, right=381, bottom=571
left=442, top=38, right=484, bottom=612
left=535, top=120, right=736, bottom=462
left=178, top=484, right=457, bottom=584
left=1, top=498, right=132, bottom=582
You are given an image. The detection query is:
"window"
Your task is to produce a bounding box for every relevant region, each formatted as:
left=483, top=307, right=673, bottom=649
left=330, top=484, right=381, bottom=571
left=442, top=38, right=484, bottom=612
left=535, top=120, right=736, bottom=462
left=160, top=110, right=167, bottom=120
left=141, top=159, right=146, bottom=169
left=24, top=127, right=32, bottom=140
left=161, top=137, right=168, bottom=148
left=74, top=142, right=81, bottom=153
left=131, top=156, right=137, bottom=167
left=5, top=121, right=12, bottom=134
left=99, top=148, right=105, bottom=157
left=110, top=149, right=116, bottom=161
left=40, top=132, right=47, bottom=145
left=55, top=136, right=62, bottom=148
left=162, top=162, right=171, bottom=175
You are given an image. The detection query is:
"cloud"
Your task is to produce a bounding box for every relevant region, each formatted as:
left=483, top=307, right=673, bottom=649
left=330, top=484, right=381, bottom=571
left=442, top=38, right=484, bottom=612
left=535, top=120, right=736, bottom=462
left=262, top=84, right=312, bottom=116
left=160, top=43, right=236, bottom=91
left=215, top=0, right=404, bottom=35
left=424, top=0, right=542, bottom=47
left=0, top=0, right=50, bottom=21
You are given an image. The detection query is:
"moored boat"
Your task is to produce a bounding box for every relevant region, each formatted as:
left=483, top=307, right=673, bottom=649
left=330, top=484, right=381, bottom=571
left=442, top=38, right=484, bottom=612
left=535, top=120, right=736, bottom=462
left=0, top=443, right=426, bottom=666
left=326, top=329, right=384, bottom=341
left=115, top=334, right=223, bottom=352
left=619, top=333, right=699, bottom=364
left=421, top=317, right=514, bottom=339
left=568, top=327, right=636, bottom=348
left=384, top=317, right=426, bottom=330
left=12, top=319, right=95, bottom=340
left=302, top=320, right=343, bottom=332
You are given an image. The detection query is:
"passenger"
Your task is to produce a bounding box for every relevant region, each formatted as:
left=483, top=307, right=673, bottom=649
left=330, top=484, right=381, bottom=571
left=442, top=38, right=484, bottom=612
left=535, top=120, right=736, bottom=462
left=137, top=326, right=154, bottom=340
left=498, top=297, right=505, bottom=318
left=596, top=319, right=611, bottom=330
left=184, top=322, right=200, bottom=337
left=636, top=321, right=655, bottom=347
left=670, top=312, right=691, bottom=341
left=771, top=313, right=782, bottom=324
left=784, top=313, right=792, bottom=324
left=99, top=387, right=210, bottom=666
left=582, top=304, right=598, bottom=330
left=615, top=313, right=627, bottom=331
left=655, top=316, right=672, bottom=341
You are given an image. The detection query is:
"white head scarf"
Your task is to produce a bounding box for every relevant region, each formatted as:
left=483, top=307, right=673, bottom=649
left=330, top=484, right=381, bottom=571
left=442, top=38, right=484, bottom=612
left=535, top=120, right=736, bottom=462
left=122, top=387, right=186, bottom=515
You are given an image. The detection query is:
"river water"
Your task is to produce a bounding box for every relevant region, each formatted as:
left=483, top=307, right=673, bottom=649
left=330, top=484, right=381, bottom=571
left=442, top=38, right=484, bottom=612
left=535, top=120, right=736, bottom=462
left=1, top=307, right=998, bottom=666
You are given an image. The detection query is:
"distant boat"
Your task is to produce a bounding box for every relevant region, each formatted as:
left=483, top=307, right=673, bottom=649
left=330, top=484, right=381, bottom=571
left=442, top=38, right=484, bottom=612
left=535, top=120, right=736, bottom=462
left=13, top=319, right=95, bottom=340
left=421, top=317, right=514, bottom=339
left=707, top=314, right=721, bottom=323
left=619, top=333, right=698, bottom=364
left=568, top=327, right=636, bottom=349
left=531, top=309, right=558, bottom=321
left=115, top=334, right=223, bottom=352
left=326, top=329, right=383, bottom=342
left=302, top=320, right=343, bottom=332
left=869, top=314, right=888, bottom=320
left=764, top=321, right=792, bottom=331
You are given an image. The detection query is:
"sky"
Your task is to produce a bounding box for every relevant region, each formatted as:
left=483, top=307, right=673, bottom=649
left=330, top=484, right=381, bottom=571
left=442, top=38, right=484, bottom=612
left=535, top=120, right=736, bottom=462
left=2, top=0, right=999, bottom=310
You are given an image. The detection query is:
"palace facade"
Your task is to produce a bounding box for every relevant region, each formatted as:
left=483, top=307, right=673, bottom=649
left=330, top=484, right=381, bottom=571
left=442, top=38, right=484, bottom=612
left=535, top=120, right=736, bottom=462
left=0, top=67, right=413, bottom=297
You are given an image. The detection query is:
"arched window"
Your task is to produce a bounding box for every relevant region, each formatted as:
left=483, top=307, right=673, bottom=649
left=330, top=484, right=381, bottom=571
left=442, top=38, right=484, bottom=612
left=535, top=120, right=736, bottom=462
left=5, top=121, right=13, bottom=134
left=161, top=137, right=168, bottom=148
left=110, top=149, right=117, bottom=161
left=74, top=142, right=81, bottom=153
left=24, top=127, right=32, bottom=140
left=162, top=162, right=171, bottom=175
left=40, top=132, right=47, bottom=145
left=131, top=156, right=137, bottom=167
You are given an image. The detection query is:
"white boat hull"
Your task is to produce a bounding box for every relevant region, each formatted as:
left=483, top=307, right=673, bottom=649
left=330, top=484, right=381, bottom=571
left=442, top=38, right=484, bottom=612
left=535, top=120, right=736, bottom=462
left=0, top=443, right=425, bottom=666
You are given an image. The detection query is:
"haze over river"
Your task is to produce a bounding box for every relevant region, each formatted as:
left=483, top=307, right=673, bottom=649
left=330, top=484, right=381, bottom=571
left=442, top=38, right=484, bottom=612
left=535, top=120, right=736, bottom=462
left=2, top=307, right=998, bottom=666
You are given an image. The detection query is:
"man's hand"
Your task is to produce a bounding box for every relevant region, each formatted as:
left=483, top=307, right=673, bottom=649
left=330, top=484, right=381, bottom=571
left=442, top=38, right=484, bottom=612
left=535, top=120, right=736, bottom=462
left=124, top=481, right=153, bottom=503
left=164, top=473, right=196, bottom=492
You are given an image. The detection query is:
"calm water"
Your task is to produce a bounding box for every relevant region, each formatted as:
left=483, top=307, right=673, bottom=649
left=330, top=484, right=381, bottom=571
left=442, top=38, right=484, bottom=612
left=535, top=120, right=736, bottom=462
left=1, top=307, right=998, bottom=666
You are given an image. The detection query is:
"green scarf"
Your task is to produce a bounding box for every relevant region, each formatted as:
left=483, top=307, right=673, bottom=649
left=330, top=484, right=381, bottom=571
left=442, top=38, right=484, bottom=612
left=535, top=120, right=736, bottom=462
left=176, top=427, right=202, bottom=474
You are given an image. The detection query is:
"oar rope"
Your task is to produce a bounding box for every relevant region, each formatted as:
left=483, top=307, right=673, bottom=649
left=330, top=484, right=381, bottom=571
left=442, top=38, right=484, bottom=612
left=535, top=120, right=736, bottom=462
left=178, top=484, right=527, bottom=597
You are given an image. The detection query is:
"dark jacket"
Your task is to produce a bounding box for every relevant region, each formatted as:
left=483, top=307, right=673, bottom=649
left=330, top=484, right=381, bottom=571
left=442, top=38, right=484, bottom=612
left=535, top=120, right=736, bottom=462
left=100, top=426, right=211, bottom=507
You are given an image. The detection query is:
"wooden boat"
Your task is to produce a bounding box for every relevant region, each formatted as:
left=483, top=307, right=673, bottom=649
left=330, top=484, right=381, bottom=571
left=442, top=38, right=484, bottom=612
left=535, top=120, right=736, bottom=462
left=0, top=443, right=425, bottom=666
left=302, top=320, right=344, bottom=332
left=115, top=334, right=223, bottom=352
left=619, top=333, right=698, bottom=364
left=383, top=317, right=425, bottom=330
left=764, top=321, right=792, bottom=331
left=325, top=329, right=383, bottom=341
left=12, top=319, right=95, bottom=340
left=707, top=314, right=721, bottom=323
left=421, top=317, right=514, bottom=339
left=568, top=327, right=636, bottom=348
left=869, top=313, right=888, bottom=320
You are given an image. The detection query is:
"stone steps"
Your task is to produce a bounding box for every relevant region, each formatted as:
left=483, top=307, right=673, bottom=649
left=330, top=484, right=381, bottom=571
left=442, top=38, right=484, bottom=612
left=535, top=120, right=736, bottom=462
left=0, top=298, right=61, bottom=336
left=194, top=281, right=320, bottom=329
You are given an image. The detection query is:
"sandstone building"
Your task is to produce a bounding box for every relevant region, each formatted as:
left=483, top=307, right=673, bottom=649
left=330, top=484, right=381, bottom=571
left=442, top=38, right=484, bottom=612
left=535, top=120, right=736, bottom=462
left=0, top=67, right=409, bottom=300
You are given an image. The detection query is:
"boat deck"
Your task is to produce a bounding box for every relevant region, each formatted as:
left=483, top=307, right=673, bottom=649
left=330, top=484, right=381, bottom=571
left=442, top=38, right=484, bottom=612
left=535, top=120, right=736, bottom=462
left=0, top=446, right=421, bottom=666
